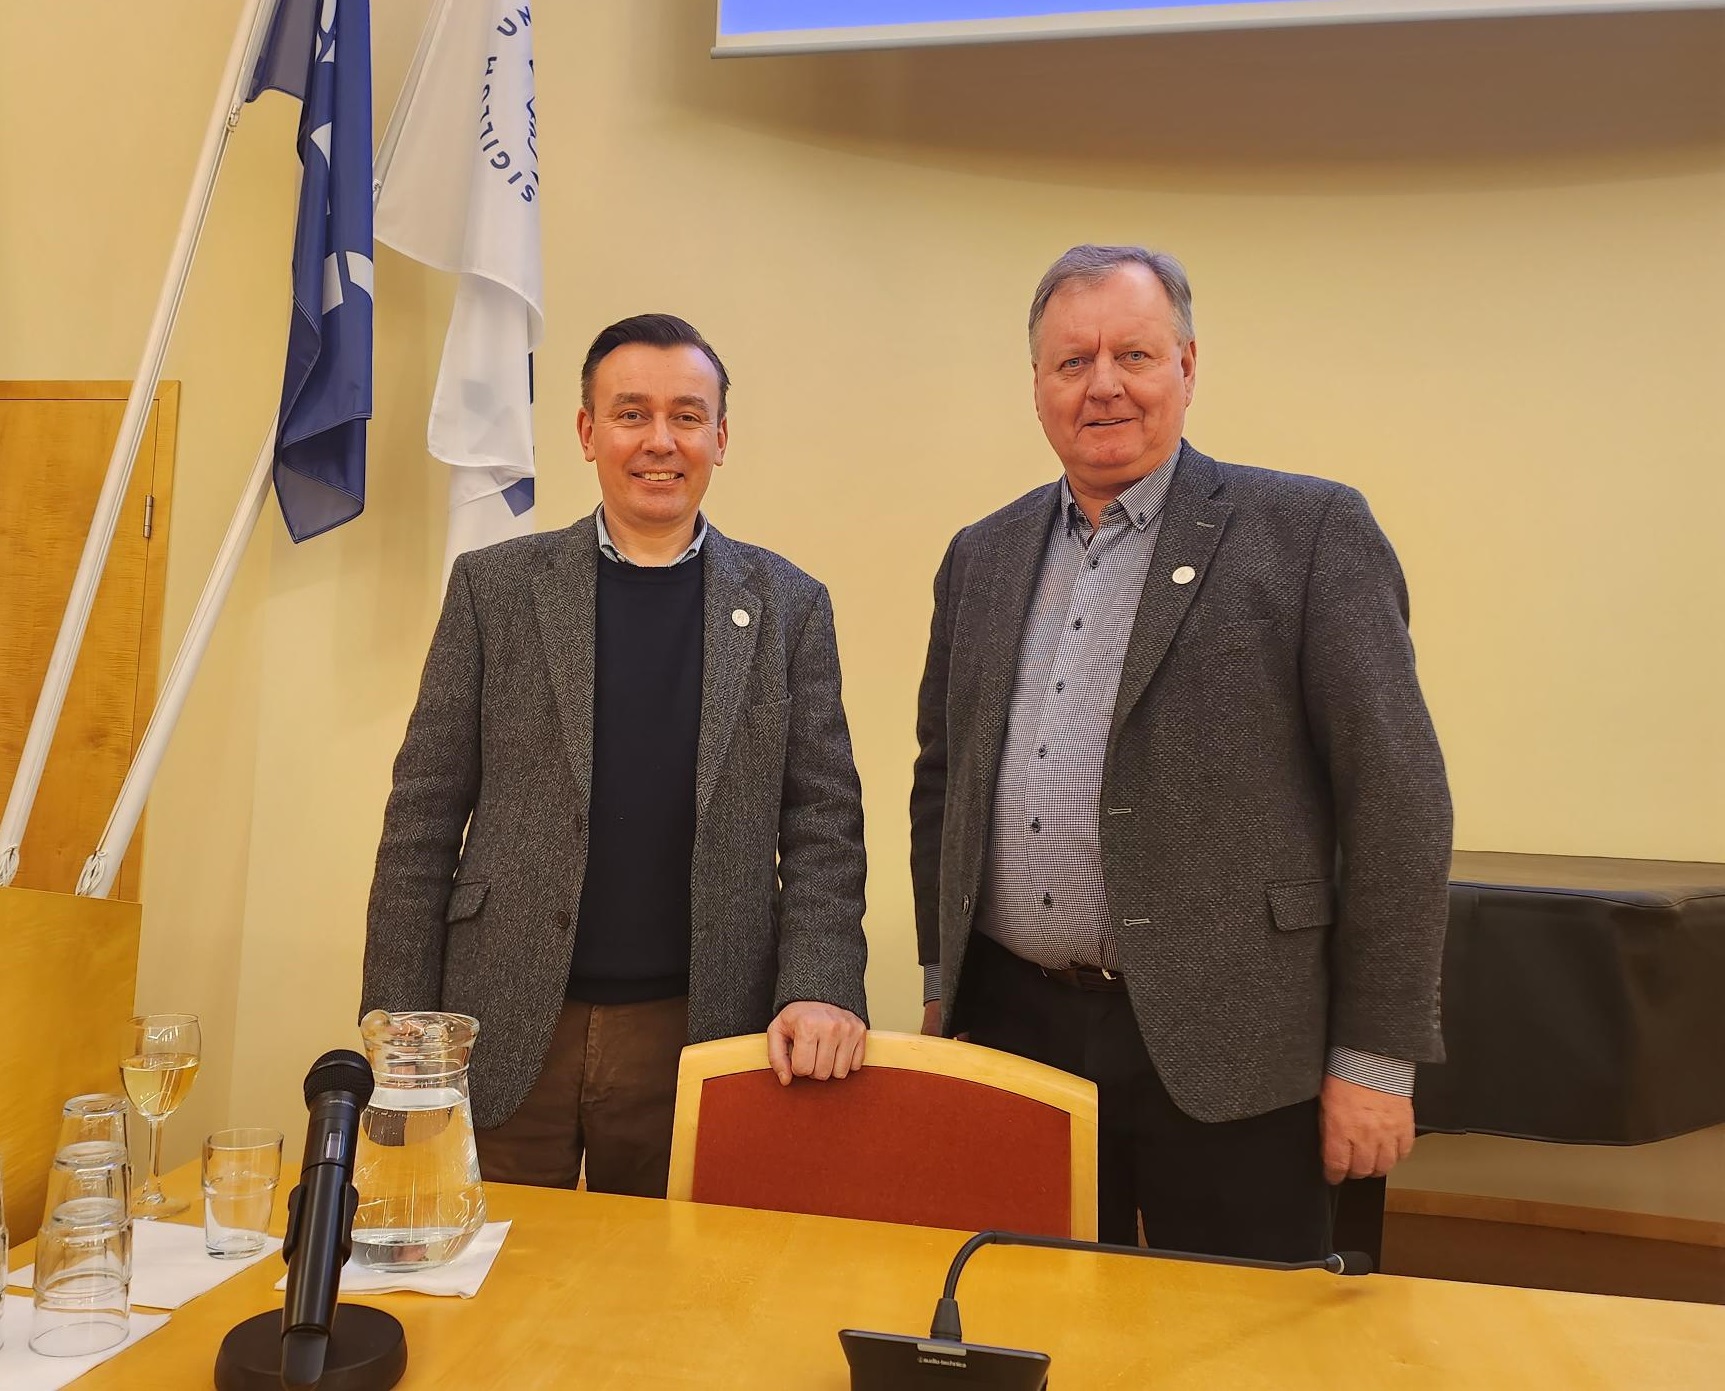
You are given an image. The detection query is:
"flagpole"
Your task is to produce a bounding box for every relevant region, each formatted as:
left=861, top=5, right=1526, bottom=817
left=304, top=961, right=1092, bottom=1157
left=0, top=0, right=283, bottom=888
left=76, top=0, right=449, bottom=900
left=76, top=426, right=277, bottom=899
left=373, top=0, right=448, bottom=198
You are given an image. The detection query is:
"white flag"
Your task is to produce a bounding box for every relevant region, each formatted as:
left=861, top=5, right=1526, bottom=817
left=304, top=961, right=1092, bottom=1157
left=376, top=0, right=542, bottom=577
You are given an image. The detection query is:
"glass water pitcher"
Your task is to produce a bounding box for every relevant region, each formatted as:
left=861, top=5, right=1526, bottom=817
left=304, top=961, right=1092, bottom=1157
left=352, top=1010, right=486, bottom=1271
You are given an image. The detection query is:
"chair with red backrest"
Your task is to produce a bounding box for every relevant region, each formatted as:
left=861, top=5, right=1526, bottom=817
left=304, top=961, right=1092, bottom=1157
left=666, top=1030, right=1098, bottom=1239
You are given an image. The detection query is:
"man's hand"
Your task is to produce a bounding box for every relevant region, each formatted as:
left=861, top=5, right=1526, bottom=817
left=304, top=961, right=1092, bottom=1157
left=766, top=1002, right=867, bottom=1085
left=1319, top=1074, right=1415, bottom=1183
left=921, top=1001, right=942, bottom=1036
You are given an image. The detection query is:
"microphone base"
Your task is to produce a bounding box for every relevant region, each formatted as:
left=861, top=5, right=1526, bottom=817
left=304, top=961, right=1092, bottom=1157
left=839, top=1328, right=1050, bottom=1389
left=216, top=1304, right=407, bottom=1391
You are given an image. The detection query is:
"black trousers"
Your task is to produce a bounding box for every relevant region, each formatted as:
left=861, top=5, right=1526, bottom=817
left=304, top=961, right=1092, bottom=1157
left=956, top=931, right=1332, bottom=1261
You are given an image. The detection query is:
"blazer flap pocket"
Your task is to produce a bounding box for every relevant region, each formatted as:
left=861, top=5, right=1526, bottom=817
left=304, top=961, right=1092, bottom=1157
left=1266, top=878, right=1335, bottom=932
left=445, top=880, right=489, bottom=924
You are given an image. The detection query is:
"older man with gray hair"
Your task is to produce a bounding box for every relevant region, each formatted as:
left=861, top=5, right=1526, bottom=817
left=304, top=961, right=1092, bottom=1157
left=911, top=244, right=1452, bottom=1258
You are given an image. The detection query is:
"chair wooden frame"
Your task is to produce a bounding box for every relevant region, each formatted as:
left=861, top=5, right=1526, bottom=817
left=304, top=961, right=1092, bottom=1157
left=667, top=1029, right=1099, bottom=1239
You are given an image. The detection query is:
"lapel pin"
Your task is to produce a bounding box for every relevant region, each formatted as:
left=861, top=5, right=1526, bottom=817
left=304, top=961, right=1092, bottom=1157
left=732, top=609, right=751, bottom=628
left=1171, top=565, right=1196, bottom=585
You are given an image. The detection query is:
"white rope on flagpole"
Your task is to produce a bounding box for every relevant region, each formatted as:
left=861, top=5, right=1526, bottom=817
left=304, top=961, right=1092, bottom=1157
left=0, top=0, right=284, bottom=889
left=74, top=0, right=449, bottom=900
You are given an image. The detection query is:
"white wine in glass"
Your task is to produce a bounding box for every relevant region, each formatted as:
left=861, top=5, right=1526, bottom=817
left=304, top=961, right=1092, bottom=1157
left=122, top=1012, right=202, bottom=1218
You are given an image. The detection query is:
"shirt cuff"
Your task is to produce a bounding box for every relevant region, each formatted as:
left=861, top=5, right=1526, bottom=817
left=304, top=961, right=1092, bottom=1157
left=922, top=963, right=941, bottom=1005
left=1326, top=1047, right=1416, bottom=1097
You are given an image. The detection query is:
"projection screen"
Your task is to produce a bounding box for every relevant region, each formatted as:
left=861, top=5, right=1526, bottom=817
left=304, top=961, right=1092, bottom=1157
left=714, top=0, right=1719, bottom=55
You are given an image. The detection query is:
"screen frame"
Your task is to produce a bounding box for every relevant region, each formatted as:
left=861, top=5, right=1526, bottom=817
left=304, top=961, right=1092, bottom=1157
left=713, top=0, right=1720, bottom=56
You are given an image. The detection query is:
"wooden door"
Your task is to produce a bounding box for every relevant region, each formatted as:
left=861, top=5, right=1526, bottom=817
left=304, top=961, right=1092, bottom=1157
left=0, top=382, right=177, bottom=900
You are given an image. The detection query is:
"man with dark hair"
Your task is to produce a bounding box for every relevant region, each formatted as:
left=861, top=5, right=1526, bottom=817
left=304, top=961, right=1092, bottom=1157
left=913, top=246, right=1451, bottom=1259
left=364, top=312, right=869, bottom=1197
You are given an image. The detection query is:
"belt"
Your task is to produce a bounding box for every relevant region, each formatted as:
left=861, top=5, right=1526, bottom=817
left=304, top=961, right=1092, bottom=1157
left=1037, top=962, right=1127, bottom=993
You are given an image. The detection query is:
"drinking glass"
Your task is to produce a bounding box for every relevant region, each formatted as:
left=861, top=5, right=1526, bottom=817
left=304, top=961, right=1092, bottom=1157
left=120, top=1013, right=201, bottom=1219
left=202, top=1128, right=283, bottom=1258
left=44, top=1142, right=131, bottom=1219
left=58, top=1093, right=130, bottom=1152
left=30, top=1203, right=132, bottom=1357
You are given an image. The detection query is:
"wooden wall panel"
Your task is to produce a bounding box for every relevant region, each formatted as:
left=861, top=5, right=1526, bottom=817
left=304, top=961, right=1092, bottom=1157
left=0, top=886, right=142, bottom=1236
left=0, top=381, right=177, bottom=900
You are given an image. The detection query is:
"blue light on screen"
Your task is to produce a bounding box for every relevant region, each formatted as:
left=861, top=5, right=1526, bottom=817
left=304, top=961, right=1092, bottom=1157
left=720, top=0, right=1302, bottom=34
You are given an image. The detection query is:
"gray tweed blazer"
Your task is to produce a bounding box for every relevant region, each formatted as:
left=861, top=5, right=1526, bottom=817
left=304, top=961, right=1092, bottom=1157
left=362, top=517, right=869, bottom=1128
left=911, top=444, right=1452, bottom=1123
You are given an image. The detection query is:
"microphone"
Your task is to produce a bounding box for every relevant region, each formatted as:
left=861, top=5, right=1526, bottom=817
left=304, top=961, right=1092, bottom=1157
left=213, top=1050, right=406, bottom=1391
left=838, top=1230, right=1370, bottom=1389
left=280, top=1049, right=374, bottom=1390
left=928, top=1230, right=1372, bottom=1343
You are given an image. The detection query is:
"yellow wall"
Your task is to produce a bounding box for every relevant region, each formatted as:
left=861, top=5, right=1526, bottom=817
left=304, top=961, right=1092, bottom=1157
left=3, top=2, right=1721, bottom=1212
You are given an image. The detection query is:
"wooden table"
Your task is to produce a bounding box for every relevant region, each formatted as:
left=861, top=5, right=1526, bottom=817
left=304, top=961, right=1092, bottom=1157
left=9, top=1163, right=1722, bottom=1388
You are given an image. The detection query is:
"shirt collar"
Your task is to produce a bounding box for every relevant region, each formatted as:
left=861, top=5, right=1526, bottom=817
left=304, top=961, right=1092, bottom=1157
left=594, top=506, right=707, bottom=567
left=1061, top=446, right=1182, bottom=537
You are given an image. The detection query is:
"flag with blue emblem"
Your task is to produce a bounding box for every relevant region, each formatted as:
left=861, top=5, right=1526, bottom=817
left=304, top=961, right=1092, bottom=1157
left=375, top=0, right=542, bottom=578
left=251, top=0, right=374, bottom=542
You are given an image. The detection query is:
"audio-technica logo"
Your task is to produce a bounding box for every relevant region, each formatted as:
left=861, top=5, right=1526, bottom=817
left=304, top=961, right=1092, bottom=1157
left=917, top=1353, right=968, bottom=1369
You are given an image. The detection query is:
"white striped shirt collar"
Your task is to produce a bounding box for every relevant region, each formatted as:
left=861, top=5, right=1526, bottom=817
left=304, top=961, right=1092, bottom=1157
left=594, top=506, right=708, bottom=567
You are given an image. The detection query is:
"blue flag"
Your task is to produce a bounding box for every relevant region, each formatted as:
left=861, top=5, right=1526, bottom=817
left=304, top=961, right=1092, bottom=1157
left=252, top=0, right=374, bottom=542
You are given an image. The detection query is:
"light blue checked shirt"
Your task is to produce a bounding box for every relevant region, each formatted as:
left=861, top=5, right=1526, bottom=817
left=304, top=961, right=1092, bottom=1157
left=930, top=457, right=1414, bottom=1098
left=594, top=506, right=707, bottom=567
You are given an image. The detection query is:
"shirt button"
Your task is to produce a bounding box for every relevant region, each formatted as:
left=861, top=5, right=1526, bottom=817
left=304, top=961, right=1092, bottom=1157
left=1042, top=892, right=1053, bottom=908
left=1055, top=680, right=1065, bottom=693
left=1030, top=817, right=1041, bottom=833
left=1072, top=617, right=1083, bottom=630
left=1037, top=745, right=1047, bottom=758
left=1090, top=557, right=1099, bottom=569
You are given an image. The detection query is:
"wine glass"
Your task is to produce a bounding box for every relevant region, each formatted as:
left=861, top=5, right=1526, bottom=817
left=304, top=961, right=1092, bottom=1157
left=121, top=1013, right=201, bottom=1218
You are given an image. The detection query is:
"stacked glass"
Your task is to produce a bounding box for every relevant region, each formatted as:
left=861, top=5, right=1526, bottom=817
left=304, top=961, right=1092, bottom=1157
left=1, top=1152, right=10, bottom=1351
left=30, top=1094, right=134, bottom=1357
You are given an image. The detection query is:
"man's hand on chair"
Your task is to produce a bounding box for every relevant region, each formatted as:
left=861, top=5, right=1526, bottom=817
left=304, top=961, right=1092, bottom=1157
left=767, top=1002, right=867, bottom=1085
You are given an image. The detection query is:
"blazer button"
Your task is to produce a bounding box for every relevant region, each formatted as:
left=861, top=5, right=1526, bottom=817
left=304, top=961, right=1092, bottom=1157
left=961, top=894, right=972, bottom=915
left=555, top=910, right=571, bottom=933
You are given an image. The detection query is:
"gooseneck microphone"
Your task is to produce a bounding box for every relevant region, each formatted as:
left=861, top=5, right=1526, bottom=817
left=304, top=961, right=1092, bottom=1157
left=928, top=1230, right=1372, bottom=1343
left=839, top=1230, right=1372, bottom=1388
left=280, top=1050, right=375, bottom=1389
left=214, top=1050, right=406, bottom=1391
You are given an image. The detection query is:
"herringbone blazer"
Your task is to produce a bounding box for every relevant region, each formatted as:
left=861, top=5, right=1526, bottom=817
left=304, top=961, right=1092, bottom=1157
left=911, top=445, right=1452, bottom=1123
left=362, top=517, right=869, bottom=1128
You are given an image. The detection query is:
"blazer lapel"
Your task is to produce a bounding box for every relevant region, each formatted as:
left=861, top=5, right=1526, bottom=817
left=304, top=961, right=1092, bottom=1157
left=956, top=485, right=1061, bottom=807
left=531, top=517, right=598, bottom=810
left=696, top=528, right=760, bottom=819
left=1110, top=445, right=1231, bottom=741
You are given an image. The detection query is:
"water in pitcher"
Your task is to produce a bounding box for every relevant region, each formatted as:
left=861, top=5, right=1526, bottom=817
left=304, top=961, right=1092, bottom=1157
left=353, top=1011, right=486, bottom=1272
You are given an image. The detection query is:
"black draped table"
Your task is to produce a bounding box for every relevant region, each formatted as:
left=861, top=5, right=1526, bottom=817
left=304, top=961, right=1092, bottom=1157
left=1414, top=851, right=1725, bottom=1145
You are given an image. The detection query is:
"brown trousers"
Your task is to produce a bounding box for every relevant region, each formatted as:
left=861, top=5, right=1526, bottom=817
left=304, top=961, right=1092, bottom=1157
left=474, top=995, right=689, bottom=1198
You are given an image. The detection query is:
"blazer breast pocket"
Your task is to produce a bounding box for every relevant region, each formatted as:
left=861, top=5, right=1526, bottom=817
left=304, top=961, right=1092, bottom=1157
left=745, top=696, right=791, bottom=730
left=1199, top=618, right=1276, bottom=655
